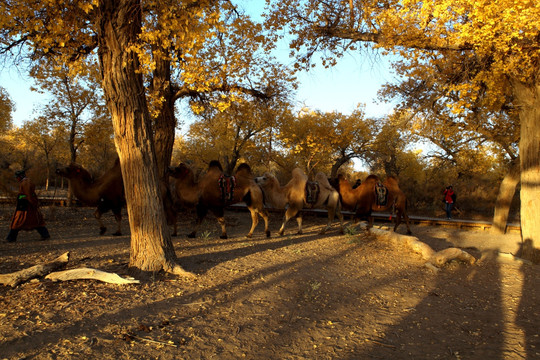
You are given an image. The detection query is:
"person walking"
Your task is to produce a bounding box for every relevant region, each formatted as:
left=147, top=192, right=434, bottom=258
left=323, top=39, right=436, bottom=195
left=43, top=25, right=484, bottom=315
left=5, top=170, right=50, bottom=242
left=443, top=185, right=456, bottom=219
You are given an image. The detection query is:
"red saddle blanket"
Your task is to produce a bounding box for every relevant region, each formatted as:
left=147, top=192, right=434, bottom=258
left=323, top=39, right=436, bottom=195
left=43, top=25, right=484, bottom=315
left=218, top=175, right=236, bottom=202
left=374, top=182, right=388, bottom=207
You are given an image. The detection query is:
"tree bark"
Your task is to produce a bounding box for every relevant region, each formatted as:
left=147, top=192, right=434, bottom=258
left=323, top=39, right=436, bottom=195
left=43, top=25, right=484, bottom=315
left=513, top=79, right=540, bottom=263
left=96, top=0, right=192, bottom=276
left=152, top=56, right=176, bottom=180
left=491, top=159, right=520, bottom=234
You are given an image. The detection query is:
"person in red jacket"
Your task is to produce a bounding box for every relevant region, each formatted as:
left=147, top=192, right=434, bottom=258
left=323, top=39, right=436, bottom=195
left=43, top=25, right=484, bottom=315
left=5, top=170, right=50, bottom=242
left=443, top=185, right=456, bottom=219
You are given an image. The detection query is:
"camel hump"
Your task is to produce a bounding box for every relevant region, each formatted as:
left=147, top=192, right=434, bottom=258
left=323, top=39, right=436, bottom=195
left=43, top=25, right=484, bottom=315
left=208, top=160, right=223, bottom=171
left=169, top=163, right=192, bottom=178
left=314, top=172, right=332, bottom=190
left=336, top=173, right=350, bottom=187
left=385, top=176, right=399, bottom=187
left=236, top=163, right=252, bottom=174
left=365, top=174, right=380, bottom=183
left=291, top=168, right=308, bottom=182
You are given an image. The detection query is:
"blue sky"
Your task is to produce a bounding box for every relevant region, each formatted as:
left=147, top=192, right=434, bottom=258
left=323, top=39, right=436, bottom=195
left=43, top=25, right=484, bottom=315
left=1, top=53, right=397, bottom=127
left=1, top=1, right=399, bottom=126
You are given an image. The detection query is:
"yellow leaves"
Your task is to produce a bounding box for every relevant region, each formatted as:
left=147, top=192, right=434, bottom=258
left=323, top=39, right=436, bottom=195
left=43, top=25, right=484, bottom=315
left=215, top=100, right=231, bottom=113
left=78, top=2, right=94, bottom=14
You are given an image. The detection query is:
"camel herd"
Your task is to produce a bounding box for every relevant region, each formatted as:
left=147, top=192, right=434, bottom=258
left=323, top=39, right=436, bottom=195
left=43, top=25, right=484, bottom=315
left=55, top=159, right=412, bottom=239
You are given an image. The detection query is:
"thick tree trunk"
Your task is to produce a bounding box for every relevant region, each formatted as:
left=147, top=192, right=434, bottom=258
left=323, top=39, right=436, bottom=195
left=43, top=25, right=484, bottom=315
left=491, top=159, right=520, bottom=234
left=513, top=80, right=540, bottom=263
left=96, top=0, right=191, bottom=276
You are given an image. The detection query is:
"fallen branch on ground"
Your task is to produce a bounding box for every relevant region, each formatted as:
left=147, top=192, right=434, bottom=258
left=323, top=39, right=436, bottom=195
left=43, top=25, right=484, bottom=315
left=429, top=247, right=476, bottom=267
left=362, top=225, right=476, bottom=269
left=0, top=252, right=70, bottom=287
left=126, top=334, right=178, bottom=348
left=46, top=268, right=140, bottom=284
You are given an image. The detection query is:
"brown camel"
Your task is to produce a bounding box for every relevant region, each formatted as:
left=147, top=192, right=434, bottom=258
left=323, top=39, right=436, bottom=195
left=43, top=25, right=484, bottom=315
left=56, top=159, right=125, bottom=236
left=57, top=159, right=176, bottom=236
left=336, top=174, right=412, bottom=234
left=169, top=160, right=270, bottom=239
left=255, top=169, right=344, bottom=236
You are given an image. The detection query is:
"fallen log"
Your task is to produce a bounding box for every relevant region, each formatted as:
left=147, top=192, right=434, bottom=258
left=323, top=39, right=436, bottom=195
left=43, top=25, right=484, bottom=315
left=46, top=268, right=140, bottom=284
left=369, top=228, right=435, bottom=260
left=429, top=247, right=476, bottom=267
left=0, top=252, right=70, bottom=287
left=364, top=225, right=476, bottom=269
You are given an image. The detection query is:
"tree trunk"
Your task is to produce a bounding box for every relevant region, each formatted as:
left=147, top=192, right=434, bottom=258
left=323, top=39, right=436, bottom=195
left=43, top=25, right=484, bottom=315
left=330, top=155, right=351, bottom=180
left=96, top=0, right=191, bottom=276
left=513, top=79, right=540, bottom=263
left=152, top=56, right=176, bottom=180
left=491, top=159, right=520, bottom=234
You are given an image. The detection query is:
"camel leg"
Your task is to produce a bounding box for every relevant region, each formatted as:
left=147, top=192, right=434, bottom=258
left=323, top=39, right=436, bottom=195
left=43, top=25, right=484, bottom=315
left=246, top=208, right=259, bottom=238
left=399, top=211, right=412, bottom=235
left=188, top=218, right=200, bottom=238
left=188, top=203, right=208, bottom=238
left=112, top=209, right=122, bottom=236
left=319, top=207, right=333, bottom=235
left=393, top=211, right=401, bottom=233
left=262, top=210, right=271, bottom=238
left=278, top=207, right=298, bottom=236
left=296, top=213, right=303, bottom=235
left=367, top=215, right=374, bottom=232
left=166, top=207, right=178, bottom=237
left=210, top=206, right=227, bottom=239
left=320, top=200, right=343, bottom=234
left=336, top=206, right=345, bottom=234
left=172, top=220, right=178, bottom=237
left=216, top=216, right=227, bottom=239
left=94, top=209, right=107, bottom=235
left=392, top=210, right=412, bottom=235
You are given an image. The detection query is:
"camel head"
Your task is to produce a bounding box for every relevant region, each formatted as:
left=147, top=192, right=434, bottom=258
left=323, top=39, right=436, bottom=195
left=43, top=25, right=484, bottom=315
left=254, top=172, right=276, bottom=188
left=56, top=164, right=92, bottom=181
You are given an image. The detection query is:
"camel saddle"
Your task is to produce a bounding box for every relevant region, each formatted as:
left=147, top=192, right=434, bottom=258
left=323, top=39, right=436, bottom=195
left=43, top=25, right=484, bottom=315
left=305, top=181, right=320, bottom=205
left=218, top=174, right=236, bottom=202
left=374, top=182, right=388, bottom=207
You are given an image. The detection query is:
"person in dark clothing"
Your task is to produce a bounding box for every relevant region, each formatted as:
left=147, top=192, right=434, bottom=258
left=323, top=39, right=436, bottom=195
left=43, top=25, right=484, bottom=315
left=443, top=185, right=456, bottom=219
left=5, top=170, right=50, bottom=242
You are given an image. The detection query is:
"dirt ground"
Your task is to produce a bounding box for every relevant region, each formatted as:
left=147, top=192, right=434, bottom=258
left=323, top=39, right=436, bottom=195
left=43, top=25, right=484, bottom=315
left=0, top=205, right=539, bottom=360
